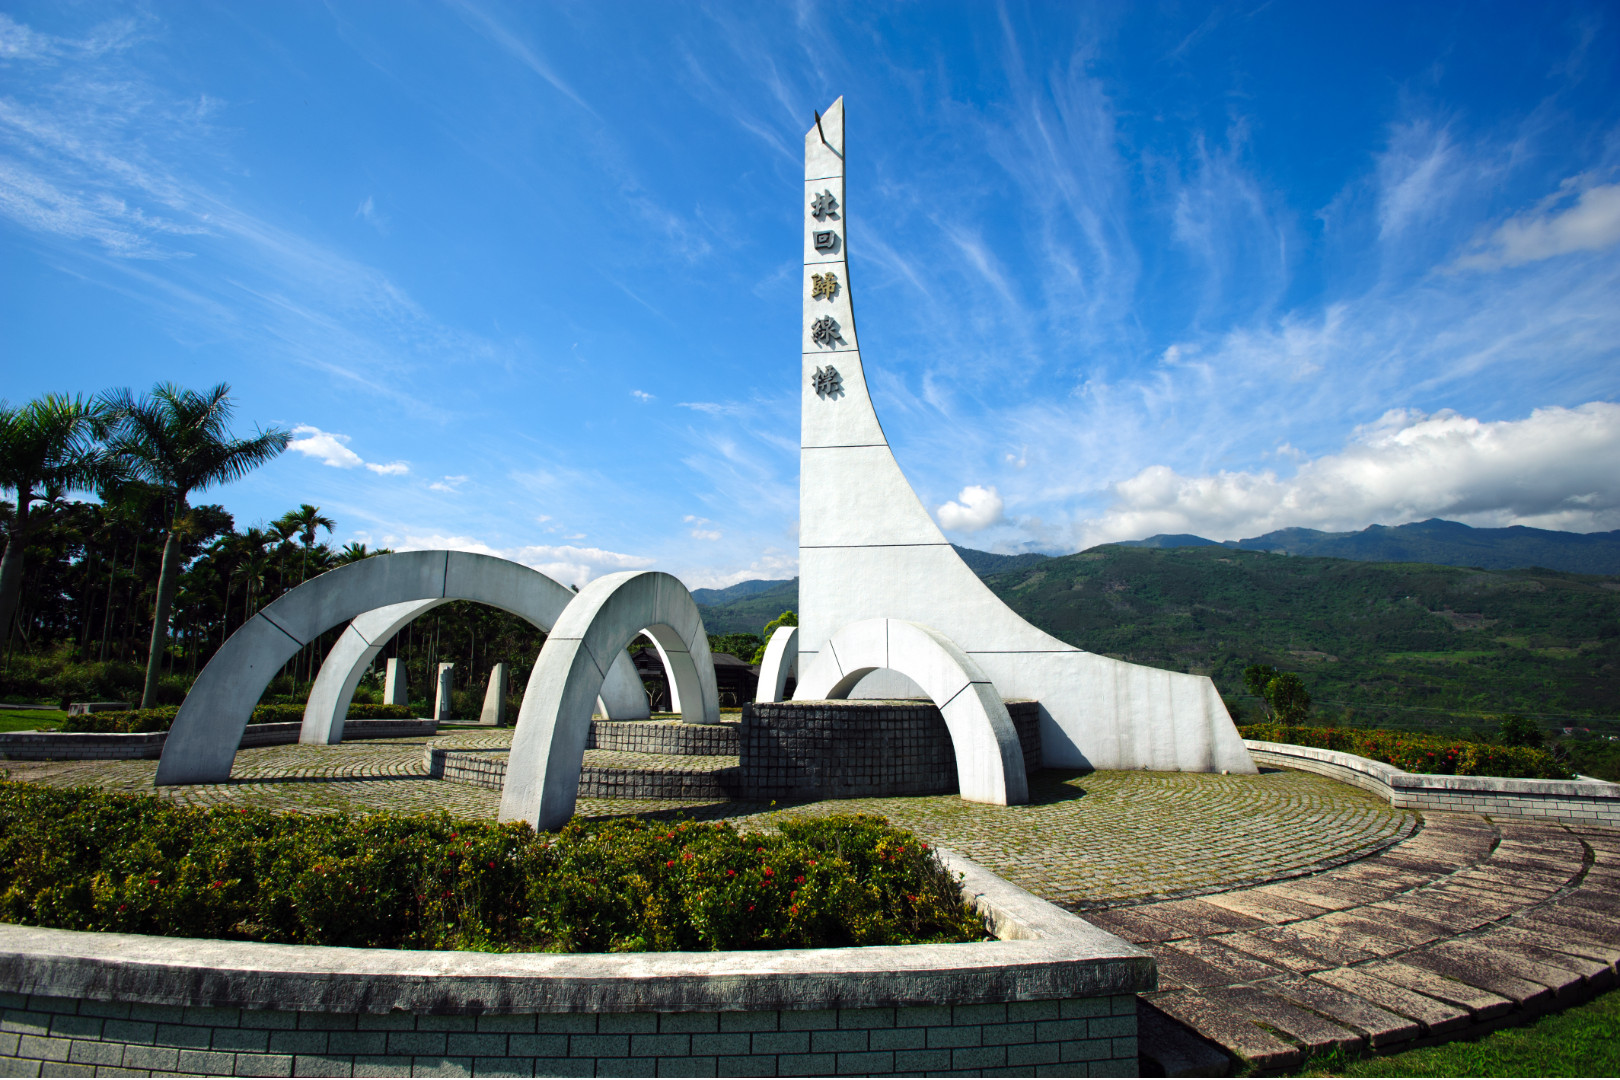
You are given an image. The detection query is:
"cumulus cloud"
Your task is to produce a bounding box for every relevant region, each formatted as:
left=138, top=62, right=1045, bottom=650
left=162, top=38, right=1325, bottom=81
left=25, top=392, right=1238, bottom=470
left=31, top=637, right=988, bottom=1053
left=287, top=424, right=410, bottom=475
left=1079, top=402, right=1620, bottom=546
left=1456, top=179, right=1620, bottom=270
left=684, top=514, right=722, bottom=541
left=393, top=534, right=654, bottom=586
left=680, top=548, right=799, bottom=591
left=937, top=485, right=1005, bottom=532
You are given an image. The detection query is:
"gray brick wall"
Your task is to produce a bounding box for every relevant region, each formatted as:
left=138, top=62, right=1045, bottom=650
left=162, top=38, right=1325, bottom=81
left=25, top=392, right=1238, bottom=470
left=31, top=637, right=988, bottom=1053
left=0, top=992, right=1137, bottom=1077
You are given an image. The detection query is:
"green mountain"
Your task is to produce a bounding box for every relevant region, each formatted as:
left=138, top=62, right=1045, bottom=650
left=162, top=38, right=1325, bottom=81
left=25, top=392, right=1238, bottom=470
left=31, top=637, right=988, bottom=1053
left=694, top=545, right=1620, bottom=730
left=692, top=578, right=798, bottom=635
left=984, top=545, right=1619, bottom=728
left=1118, top=518, right=1620, bottom=575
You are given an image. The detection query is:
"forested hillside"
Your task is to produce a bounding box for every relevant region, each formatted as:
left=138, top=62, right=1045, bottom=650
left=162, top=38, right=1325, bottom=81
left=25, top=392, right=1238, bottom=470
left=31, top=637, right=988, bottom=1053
left=694, top=546, right=1620, bottom=731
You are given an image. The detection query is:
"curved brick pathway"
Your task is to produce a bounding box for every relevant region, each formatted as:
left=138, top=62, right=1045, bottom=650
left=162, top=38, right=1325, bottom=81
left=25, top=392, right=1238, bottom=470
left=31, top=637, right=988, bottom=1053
left=1087, top=814, right=1620, bottom=1073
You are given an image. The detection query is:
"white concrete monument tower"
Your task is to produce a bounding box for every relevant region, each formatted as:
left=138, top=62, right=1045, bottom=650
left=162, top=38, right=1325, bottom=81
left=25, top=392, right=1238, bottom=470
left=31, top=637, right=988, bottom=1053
left=796, top=99, right=1254, bottom=775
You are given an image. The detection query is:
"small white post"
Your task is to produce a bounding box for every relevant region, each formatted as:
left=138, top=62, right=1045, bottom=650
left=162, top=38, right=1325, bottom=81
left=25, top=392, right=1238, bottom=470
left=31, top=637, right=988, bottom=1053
left=384, top=658, right=408, bottom=706
left=480, top=663, right=508, bottom=726
left=434, top=663, right=455, bottom=724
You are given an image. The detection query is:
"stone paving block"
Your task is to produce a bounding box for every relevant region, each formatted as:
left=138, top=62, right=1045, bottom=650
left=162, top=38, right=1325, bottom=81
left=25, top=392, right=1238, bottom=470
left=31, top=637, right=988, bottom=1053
left=417, top=1018, right=476, bottom=1033
left=17, top=1037, right=70, bottom=1063
left=748, top=1032, right=807, bottom=1056
left=1266, top=975, right=1419, bottom=1047
left=1200, top=986, right=1362, bottom=1055
left=294, top=1053, right=354, bottom=1077
left=409, top=1057, right=473, bottom=1077
left=1430, top=938, right=1593, bottom=998
left=119, top=1043, right=179, bottom=1071
left=74, top=1003, right=128, bottom=1022
left=715, top=1056, right=777, bottom=1077
left=867, top=1027, right=925, bottom=1052
left=777, top=1011, right=836, bottom=1032
left=36, top=1064, right=94, bottom=1077
left=1156, top=937, right=1289, bottom=985
left=1198, top=888, right=1328, bottom=924
left=1079, top=909, right=1179, bottom=943
left=808, top=1030, right=865, bottom=1055
left=4, top=1011, right=55, bottom=1037
left=1139, top=993, right=1301, bottom=1074
left=234, top=1052, right=295, bottom=1077
left=468, top=1057, right=531, bottom=1077
left=951, top=1045, right=1007, bottom=1070
left=1258, top=879, right=1377, bottom=912
left=47, top=1017, right=101, bottom=1041
left=445, top=1035, right=507, bottom=1058
left=151, top=1023, right=210, bottom=1049
left=351, top=1055, right=414, bottom=1078
left=1309, top=968, right=1468, bottom=1035
left=386, top=1034, right=447, bottom=1058
left=211, top=1029, right=270, bottom=1054
left=774, top=1053, right=834, bottom=1076
left=654, top=1056, right=717, bottom=1077
left=1005, top=1001, right=1059, bottom=1023
left=529, top=1059, right=591, bottom=1078
left=892, top=1007, right=951, bottom=1029
left=715, top=1014, right=775, bottom=1035
left=65, top=1041, right=121, bottom=1067
left=1210, top=929, right=1335, bottom=974
left=269, top=1031, right=328, bottom=1055
left=891, top=1048, right=949, bottom=1073
left=1363, top=958, right=1520, bottom=1016
left=1500, top=923, right=1620, bottom=968
left=1152, top=899, right=1266, bottom=935
left=177, top=1050, right=236, bottom=1074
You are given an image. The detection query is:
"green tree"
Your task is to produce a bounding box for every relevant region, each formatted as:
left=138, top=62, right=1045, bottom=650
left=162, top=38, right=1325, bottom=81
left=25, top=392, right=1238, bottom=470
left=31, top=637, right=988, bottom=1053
left=1265, top=672, right=1312, bottom=725
left=102, top=383, right=290, bottom=708
left=1499, top=713, right=1543, bottom=748
left=273, top=503, right=335, bottom=584
left=1243, top=664, right=1280, bottom=719
left=0, top=394, right=111, bottom=647
left=753, top=609, right=798, bottom=663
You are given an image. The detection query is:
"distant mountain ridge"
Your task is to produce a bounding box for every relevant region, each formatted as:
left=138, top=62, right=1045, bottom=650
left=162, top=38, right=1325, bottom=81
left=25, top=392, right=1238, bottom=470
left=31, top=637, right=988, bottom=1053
left=1114, top=519, right=1620, bottom=576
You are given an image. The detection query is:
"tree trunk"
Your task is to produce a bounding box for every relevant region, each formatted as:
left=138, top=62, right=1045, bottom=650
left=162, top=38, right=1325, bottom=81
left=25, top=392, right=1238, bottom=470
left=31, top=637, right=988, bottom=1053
left=140, top=527, right=184, bottom=709
left=0, top=497, right=33, bottom=644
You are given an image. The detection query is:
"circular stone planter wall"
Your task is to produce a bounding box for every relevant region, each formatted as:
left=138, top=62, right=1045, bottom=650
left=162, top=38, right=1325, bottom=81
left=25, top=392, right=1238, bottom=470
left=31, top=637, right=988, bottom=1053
left=0, top=851, right=1152, bottom=1078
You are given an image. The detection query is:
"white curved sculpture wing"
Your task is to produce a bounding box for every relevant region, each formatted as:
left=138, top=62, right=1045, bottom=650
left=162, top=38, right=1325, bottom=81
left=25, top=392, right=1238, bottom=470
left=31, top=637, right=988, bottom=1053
left=796, top=618, right=1028, bottom=806
left=160, top=551, right=646, bottom=785
left=500, top=570, right=718, bottom=829
left=796, top=100, right=1253, bottom=776
left=754, top=624, right=798, bottom=704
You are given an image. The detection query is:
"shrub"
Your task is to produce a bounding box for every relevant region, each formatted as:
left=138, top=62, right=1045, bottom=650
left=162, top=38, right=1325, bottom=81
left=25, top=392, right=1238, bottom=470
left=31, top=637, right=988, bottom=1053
left=60, top=703, right=417, bottom=733
left=0, top=784, right=986, bottom=953
left=1499, top=713, right=1544, bottom=749
left=1238, top=723, right=1573, bottom=780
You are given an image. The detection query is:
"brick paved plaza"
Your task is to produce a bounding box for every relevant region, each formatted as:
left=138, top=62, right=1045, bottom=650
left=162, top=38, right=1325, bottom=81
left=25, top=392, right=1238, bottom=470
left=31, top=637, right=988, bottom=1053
left=2, top=727, right=1411, bottom=907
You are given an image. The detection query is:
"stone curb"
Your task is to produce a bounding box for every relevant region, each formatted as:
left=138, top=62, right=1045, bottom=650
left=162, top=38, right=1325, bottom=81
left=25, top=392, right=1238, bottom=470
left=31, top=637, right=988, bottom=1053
left=1245, top=740, right=1620, bottom=825
left=0, top=849, right=1152, bottom=1014
left=0, top=721, right=438, bottom=761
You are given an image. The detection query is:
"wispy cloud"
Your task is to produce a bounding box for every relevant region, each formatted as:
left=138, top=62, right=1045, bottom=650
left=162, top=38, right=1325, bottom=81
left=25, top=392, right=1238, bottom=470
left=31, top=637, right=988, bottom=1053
left=287, top=425, right=410, bottom=476
left=1455, top=178, right=1620, bottom=270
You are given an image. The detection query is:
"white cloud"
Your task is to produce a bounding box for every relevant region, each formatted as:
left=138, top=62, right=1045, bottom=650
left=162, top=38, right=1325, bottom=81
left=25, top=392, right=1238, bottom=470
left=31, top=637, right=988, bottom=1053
left=1079, top=402, right=1620, bottom=546
left=1456, top=180, right=1620, bottom=270
left=680, top=548, right=799, bottom=591
left=394, top=534, right=654, bottom=587
left=631, top=389, right=654, bottom=402
left=684, top=513, right=722, bottom=541
left=428, top=475, right=469, bottom=493
left=287, top=424, right=409, bottom=476
left=936, top=485, right=1005, bottom=533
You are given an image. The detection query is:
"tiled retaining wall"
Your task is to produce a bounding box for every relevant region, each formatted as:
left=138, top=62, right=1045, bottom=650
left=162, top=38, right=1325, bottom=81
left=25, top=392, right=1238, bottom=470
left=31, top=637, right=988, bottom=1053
left=0, top=992, right=1139, bottom=1078
left=0, top=720, right=436, bottom=762
left=586, top=720, right=739, bottom=755
left=1245, top=740, right=1620, bottom=826
left=732, top=699, right=1043, bottom=802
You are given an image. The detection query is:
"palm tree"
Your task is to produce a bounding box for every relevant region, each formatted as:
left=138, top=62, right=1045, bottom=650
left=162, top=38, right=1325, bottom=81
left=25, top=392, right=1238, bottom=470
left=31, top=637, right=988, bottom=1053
left=336, top=541, right=393, bottom=564
left=102, top=383, right=289, bottom=708
left=273, top=503, right=335, bottom=585
left=0, top=394, right=111, bottom=647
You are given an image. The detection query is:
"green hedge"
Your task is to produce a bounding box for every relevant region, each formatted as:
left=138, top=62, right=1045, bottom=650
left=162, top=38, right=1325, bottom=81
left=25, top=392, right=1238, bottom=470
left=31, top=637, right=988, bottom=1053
left=0, top=783, right=986, bottom=953
left=60, top=703, right=417, bottom=734
left=1238, top=723, right=1573, bottom=780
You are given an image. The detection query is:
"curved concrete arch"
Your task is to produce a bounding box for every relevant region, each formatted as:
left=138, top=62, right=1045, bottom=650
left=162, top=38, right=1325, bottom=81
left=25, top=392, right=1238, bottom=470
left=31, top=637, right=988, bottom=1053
left=795, top=618, right=1029, bottom=807
left=300, top=591, right=650, bottom=746
left=499, top=571, right=719, bottom=830
left=158, top=551, right=647, bottom=786
left=754, top=624, right=798, bottom=704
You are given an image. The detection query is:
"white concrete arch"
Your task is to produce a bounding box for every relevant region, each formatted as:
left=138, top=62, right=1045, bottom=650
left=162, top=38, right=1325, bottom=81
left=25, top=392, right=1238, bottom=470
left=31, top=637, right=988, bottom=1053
left=754, top=624, right=798, bottom=704
left=157, top=551, right=647, bottom=786
left=499, top=571, right=719, bottom=830
left=300, top=592, right=650, bottom=746
left=795, top=618, right=1029, bottom=807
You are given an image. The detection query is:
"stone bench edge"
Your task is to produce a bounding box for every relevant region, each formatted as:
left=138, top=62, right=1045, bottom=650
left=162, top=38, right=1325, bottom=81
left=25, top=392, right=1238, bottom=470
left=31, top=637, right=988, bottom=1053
left=0, top=849, right=1151, bottom=1013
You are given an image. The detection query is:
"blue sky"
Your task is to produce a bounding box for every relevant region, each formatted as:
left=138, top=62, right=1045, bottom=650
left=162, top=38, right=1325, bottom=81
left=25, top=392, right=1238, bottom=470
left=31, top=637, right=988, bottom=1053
left=4, top=2, right=1619, bottom=588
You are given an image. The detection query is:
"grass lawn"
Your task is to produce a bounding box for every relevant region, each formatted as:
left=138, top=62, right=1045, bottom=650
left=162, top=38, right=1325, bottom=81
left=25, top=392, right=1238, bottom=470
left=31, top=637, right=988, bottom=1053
left=1296, top=987, right=1620, bottom=1076
left=0, top=709, right=66, bottom=732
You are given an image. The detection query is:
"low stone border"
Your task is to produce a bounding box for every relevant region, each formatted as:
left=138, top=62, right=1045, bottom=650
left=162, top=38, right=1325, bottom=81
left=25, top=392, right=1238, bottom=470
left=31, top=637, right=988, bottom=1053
left=0, top=850, right=1152, bottom=1077
left=1245, top=739, right=1620, bottom=826
left=587, top=719, right=740, bottom=755
left=0, top=720, right=438, bottom=762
